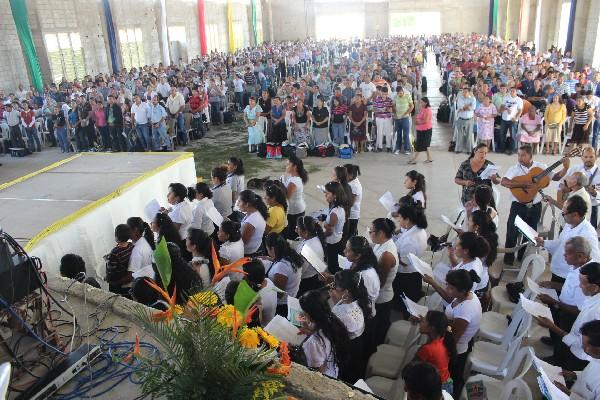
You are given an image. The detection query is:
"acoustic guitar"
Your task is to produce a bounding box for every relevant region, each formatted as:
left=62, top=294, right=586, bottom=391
left=510, top=148, right=581, bottom=203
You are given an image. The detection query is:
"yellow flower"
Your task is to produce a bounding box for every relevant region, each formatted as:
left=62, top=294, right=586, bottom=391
left=252, top=380, right=284, bottom=400
left=239, top=328, right=260, bottom=349
left=173, top=304, right=184, bottom=315
left=216, top=305, right=241, bottom=328
left=254, top=327, right=280, bottom=349
left=188, top=291, right=219, bottom=307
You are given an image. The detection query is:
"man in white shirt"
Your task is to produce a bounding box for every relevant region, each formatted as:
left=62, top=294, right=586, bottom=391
left=569, top=147, right=600, bottom=228
left=232, top=74, right=245, bottom=111
left=537, top=236, right=594, bottom=356
left=131, top=95, right=152, bottom=151
left=359, top=76, right=376, bottom=103
left=543, top=172, right=592, bottom=222
left=563, top=320, right=600, bottom=400
left=156, top=76, right=171, bottom=101
left=165, top=87, right=187, bottom=146
left=501, top=144, right=570, bottom=265
left=499, top=86, right=523, bottom=154
left=454, top=85, right=477, bottom=153
left=535, top=262, right=600, bottom=372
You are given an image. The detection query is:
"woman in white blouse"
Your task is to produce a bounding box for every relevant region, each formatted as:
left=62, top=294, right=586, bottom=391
left=299, top=289, right=351, bottom=379
left=442, top=232, right=490, bottom=296
left=283, top=155, right=309, bottom=239
left=404, top=170, right=427, bottom=208
left=329, top=269, right=372, bottom=382
left=423, top=269, right=482, bottom=398
left=226, top=157, right=245, bottom=205
left=217, top=221, right=245, bottom=275
left=237, top=190, right=268, bottom=256
left=211, top=166, right=233, bottom=218
left=369, top=218, right=399, bottom=345
left=393, top=199, right=428, bottom=308
left=264, top=232, right=303, bottom=317
left=186, top=228, right=214, bottom=289
left=296, top=216, right=326, bottom=296
left=189, top=182, right=216, bottom=235
left=322, top=181, right=347, bottom=273
left=126, top=217, right=155, bottom=278
left=164, top=182, right=193, bottom=242
left=344, top=164, right=363, bottom=237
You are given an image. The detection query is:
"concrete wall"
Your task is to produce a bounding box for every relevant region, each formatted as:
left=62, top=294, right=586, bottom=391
left=0, top=0, right=30, bottom=92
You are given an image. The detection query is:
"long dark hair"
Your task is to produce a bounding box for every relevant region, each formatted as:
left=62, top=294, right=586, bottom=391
left=446, top=269, right=481, bottom=294
left=324, top=181, right=346, bottom=209
left=334, top=269, right=372, bottom=320
left=239, top=190, right=269, bottom=219
left=289, top=154, right=308, bottom=183
left=473, top=184, right=497, bottom=212
left=265, top=184, right=288, bottom=212
left=299, top=290, right=351, bottom=375
left=243, top=258, right=266, bottom=292
left=165, top=242, right=201, bottom=304
left=397, top=201, right=428, bottom=229
left=424, top=310, right=457, bottom=362
left=468, top=143, right=488, bottom=160
left=343, top=164, right=361, bottom=180
left=470, top=210, right=498, bottom=266
left=297, top=216, right=326, bottom=251
left=228, top=157, right=244, bottom=175
left=154, top=213, right=181, bottom=245
left=220, top=220, right=242, bottom=242
left=372, top=218, right=395, bottom=239
left=334, top=166, right=353, bottom=212
left=127, top=217, right=155, bottom=250
left=458, top=231, right=490, bottom=261
left=347, top=236, right=378, bottom=272
left=187, top=228, right=215, bottom=279
left=406, top=170, right=426, bottom=208
left=265, top=232, right=304, bottom=270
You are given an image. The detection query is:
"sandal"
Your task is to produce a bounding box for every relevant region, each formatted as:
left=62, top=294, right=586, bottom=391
left=424, top=159, right=433, bottom=163
left=407, top=160, right=417, bottom=165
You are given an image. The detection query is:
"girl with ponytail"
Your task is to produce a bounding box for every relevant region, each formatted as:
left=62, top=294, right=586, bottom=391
left=126, top=216, right=155, bottom=277
left=296, top=216, right=327, bottom=296
left=344, top=164, right=363, bottom=237
left=404, top=170, right=427, bottom=208
left=416, top=310, right=456, bottom=395
left=238, top=190, right=268, bottom=256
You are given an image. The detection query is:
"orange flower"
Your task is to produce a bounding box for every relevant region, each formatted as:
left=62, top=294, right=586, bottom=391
left=211, top=242, right=250, bottom=284
left=245, top=305, right=258, bottom=325
left=123, top=334, right=141, bottom=363
left=267, top=342, right=291, bottom=376
left=145, top=279, right=177, bottom=321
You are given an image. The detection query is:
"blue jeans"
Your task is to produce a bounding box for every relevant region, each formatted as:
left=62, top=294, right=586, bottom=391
left=499, top=119, right=518, bottom=152
left=25, top=126, right=41, bottom=152
left=136, top=123, right=151, bottom=150
left=152, top=122, right=171, bottom=150
left=174, top=113, right=187, bottom=145
left=593, top=119, right=600, bottom=149
left=98, top=125, right=110, bottom=150
left=56, top=126, right=69, bottom=152
left=331, top=122, right=345, bottom=145
left=234, top=92, right=243, bottom=111
left=394, top=117, right=411, bottom=151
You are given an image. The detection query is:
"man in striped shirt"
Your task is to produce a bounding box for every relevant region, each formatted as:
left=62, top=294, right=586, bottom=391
left=373, top=86, right=394, bottom=152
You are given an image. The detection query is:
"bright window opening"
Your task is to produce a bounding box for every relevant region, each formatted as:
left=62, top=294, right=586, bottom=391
left=119, top=28, right=145, bottom=70
left=316, top=13, right=364, bottom=40
left=557, top=1, right=571, bottom=51
left=44, top=32, right=86, bottom=83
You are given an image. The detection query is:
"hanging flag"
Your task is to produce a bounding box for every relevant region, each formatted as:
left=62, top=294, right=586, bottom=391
left=9, top=0, right=43, bottom=92
left=251, top=0, right=258, bottom=46
left=102, top=0, right=120, bottom=73
left=227, top=0, right=235, bottom=53
left=492, top=0, right=499, bottom=37
left=197, top=0, right=207, bottom=55
left=154, top=236, right=172, bottom=289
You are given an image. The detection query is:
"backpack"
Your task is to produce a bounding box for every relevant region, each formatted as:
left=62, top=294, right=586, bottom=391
left=257, top=143, right=267, bottom=158
left=506, top=282, right=525, bottom=304
left=436, top=101, right=450, bottom=123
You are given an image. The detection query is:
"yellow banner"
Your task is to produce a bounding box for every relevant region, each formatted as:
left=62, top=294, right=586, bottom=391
left=228, top=0, right=235, bottom=53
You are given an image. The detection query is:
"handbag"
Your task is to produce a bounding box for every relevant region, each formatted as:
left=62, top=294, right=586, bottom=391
left=505, top=282, right=524, bottom=304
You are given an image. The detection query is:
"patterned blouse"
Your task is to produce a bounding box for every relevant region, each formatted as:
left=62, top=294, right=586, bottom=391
left=455, top=158, right=495, bottom=205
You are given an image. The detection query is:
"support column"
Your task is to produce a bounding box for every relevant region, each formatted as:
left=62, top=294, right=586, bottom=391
left=488, top=0, right=495, bottom=35
left=565, top=0, right=577, bottom=53
left=518, top=0, right=531, bottom=43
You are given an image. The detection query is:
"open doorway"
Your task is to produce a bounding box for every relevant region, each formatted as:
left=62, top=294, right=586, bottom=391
left=315, top=13, right=364, bottom=40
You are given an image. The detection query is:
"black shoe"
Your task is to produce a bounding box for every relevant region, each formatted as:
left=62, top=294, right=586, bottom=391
left=540, top=336, right=554, bottom=347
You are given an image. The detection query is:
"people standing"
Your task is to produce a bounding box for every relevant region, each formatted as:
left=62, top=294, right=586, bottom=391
left=408, top=97, right=433, bottom=164
left=393, top=86, right=414, bottom=155
left=454, top=86, right=476, bottom=154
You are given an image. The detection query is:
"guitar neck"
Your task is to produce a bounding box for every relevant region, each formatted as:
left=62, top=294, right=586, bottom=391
left=534, top=160, right=563, bottom=180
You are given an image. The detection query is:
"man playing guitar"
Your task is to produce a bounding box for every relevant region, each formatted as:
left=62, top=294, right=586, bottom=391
left=501, top=144, right=570, bottom=265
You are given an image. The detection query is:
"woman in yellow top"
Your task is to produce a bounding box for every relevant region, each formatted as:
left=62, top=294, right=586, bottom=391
left=543, top=94, right=567, bottom=155
left=265, top=184, right=288, bottom=234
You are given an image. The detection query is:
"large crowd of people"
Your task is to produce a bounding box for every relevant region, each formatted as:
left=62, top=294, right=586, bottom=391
left=15, top=32, right=600, bottom=400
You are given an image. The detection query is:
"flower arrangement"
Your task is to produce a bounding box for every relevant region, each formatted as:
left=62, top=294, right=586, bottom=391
left=132, top=247, right=292, bottom=400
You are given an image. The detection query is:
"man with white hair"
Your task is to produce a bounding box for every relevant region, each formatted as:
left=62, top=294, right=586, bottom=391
left=568, top=147, right=600, bottom=227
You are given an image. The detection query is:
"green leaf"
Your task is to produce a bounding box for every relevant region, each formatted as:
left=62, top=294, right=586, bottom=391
left=154, top=236, right=172, bottom=289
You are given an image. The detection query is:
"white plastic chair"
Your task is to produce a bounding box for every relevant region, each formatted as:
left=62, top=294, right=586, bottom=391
left=466, top=312, right=531, bottom=378
left=459, top=377, right=532, bottom=400
left=477, top=302, right=523, bottom=344
left=384, top=293, right=443, bottom=347
left=0, top=363, right=10, bottom=400
left=490, top=254, right=545, bottom=313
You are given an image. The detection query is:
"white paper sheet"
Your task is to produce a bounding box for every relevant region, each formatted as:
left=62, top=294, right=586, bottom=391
left=353, top=379, right=374, bottom=394
left=206, top=206, right=224, bottom=226
left=213, top=276, right=231, bottom=303
left=300, top=244, right=328, bottom=273
left=479, top=164, right=501, bottom=180
left=408, top=253, right=434, bottom=277
left=432, top=262, right=451, bottom=284
left=520, top=293, right=554, bottom=321
left=264, top=315, right=307, bottom=346
left=287, top=296, right=303, bottom=327
left=515, top=215, right=538, bottom=244
left=402, top=295, right=429, bottom=318
left=379, top=191, right=396, bottom=212
left=132, top=264, right=155, bottom=280
left=527, top=277, right=559, bottom=301
left=338, top=255, right=352, bottom=270
left=538, top=366, right=569, bottom=400
left=531, top=350, right=565, bottom=386
left=441, top=215, right=462, bottom=231
left=144, top=199, right=162, bottom=221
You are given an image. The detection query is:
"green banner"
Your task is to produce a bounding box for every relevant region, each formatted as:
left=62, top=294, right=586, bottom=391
left=492, top=0, right=499, bottom=36
left=9, top=0, right=43, bottom=92
left=251, top=0, right=258, bottom=45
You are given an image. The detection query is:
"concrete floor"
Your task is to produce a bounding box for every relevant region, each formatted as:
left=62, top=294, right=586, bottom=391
left=1, top=53, right=567, bottom=399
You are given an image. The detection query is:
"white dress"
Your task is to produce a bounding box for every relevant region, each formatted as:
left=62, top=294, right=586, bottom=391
left=302, top=330, right=338, bottom=378
left=372, top=239, right=399, bottom=304
left=241, top=211, right=266, bottom=254
left=266, top=259, right=301, bottom=305
left=444, top=294, right=482, bottom=354
left=332, top=300, right=365, bottom=339
left=168, top=200, right=193, bottom=240
left=191, top=197, right=216, bottom=234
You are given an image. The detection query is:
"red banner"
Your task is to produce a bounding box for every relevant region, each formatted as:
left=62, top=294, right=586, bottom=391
left=198, top=0, right=207, bottom=55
